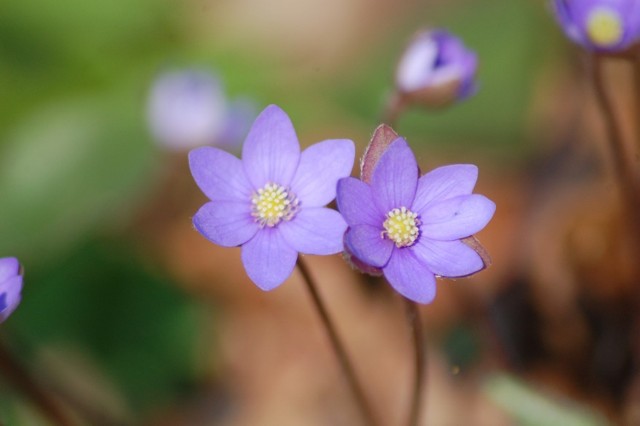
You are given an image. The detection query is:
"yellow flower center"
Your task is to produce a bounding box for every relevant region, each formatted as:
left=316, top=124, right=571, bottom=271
left=587, top=8, right=623, bottom=47
left=251, top=182, right=299, bottom=227
left=383, top=207, right=420, bottom=248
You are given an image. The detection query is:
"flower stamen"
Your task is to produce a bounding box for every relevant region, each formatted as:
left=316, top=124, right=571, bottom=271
left=251, top=182, right=299, bottom=227
left=587, top=8, right=623, bottom=47
left=382, top=206, right=420, bottom=248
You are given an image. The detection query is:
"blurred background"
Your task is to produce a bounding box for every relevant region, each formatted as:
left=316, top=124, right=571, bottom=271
left=0, top=0, right=637, bottom=424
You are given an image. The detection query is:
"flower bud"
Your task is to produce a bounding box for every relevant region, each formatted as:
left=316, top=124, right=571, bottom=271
left=394, top=29, right=478, bottom=109
left=552, top=0, right=640, bottom=52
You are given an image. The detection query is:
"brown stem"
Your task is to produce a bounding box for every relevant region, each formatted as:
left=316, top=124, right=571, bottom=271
left=382, top=92, right=405, bottom=128
left=296, top=257, right=378, bottom=426
left=403, top=298, right=425, bottom=426
left=0, top=340, right=75, bottom=426
left=589, top=54, right=640, bottom=241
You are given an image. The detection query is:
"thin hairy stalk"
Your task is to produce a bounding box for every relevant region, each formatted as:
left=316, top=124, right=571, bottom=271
left=296, top=257, right=378, bottom=426
left=404, top=297, right=425, bottom=426
left=590, top=55, right=640, bottom=238
left=0, top=340, right=75, bottom=426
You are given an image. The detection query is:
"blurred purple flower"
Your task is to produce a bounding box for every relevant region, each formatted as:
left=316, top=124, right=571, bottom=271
left=189, top=105, right=355, bottom=290
left=0, top=257, right=23, bottom=323
left=336, top=139, right=495, bottom=304
left=395, top=29, right=478, bottom=105
left=147, top=70, right=256, bottom=151
left=552, top=0, right=640, bottom=51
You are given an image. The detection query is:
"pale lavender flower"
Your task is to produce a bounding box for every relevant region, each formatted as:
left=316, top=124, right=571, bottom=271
left=552, top=0, right=640, bottom=51
left=189, top=105, right=355, bottom=290
left=0, top=257, right=23, bottom=323
left=395, top=29, right=478, bottom=105
left=336, top=138, right=495, bottom=304
left=148, top=70, right=255, bottom=151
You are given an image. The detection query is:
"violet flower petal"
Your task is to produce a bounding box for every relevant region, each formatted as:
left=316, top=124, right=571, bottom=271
left=290, top=139, right=355, bottom=208
left=412, top=238, right=484, bottom=278
left=0, top=276, right=23, bottom=323
left=242, top=105, right=300, bottom=188
left=420, top=194, right=496, bottom=241
left=279, top=208, right=347, bottom=255
left=336, top=177, right=384, bottom=227
left=411, top=164, right=478, bottom=213
left=0, top=258, right=19, bottom=283
left=241, top=228, right=298, bottom=291
left=371, top=139, right=418, bottom=213
left=189, top=147, right=254, bottom=202
left=345, top=225, right=394, bottom=268
left=193, top=201, right=259, bottom=247
left=383, top=249, right=436, bottom=304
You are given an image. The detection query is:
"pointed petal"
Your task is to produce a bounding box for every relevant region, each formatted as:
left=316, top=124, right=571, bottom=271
left=412, top=238, right=484, bottom=278
left=193, top=201, right=259, bottom=247
left=0, top=258, right=19, bottom=283
left=411, top=164, right=478, bottom=213
left=279, top=208, right=347, bottom=255
left=420, top=194, right=496, bottom=240
left=241, top=228, right=297, bottom=291
left=383, top=249, right=436, bottom=304
left=371, top=139, right=418, bottom=213
left=242, top=105, right=300, bottom=188
left=344, top=224, right=394, bottom=268
left=0, top=276, right=22, bottom=323
left=336, top=177, right=384, bottom=227
left=189, top=146, right=253, bottom=202
left=290, top=139, right=355, bottom=207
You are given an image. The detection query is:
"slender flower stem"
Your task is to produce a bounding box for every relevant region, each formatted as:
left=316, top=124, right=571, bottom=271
left=382, top=92, right=405, bottom=128
left=296, top=257, right=378, bottom=426
left=589, top=54, right=640, bottom=240
left=0, top=340, right=75, bottom=426
left=403, top=297, right=425, bottom=426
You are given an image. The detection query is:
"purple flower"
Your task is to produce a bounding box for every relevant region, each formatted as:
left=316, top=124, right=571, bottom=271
left=552, top=0, right=640, bottom=51
left=0, top=257, right=23, bottom=323
left=148, top=70, right=256, bottom=151
left=336, top=139, right=495, bottom=304
left=189, top=105, right=355, bottom=290
left=395, top=29, right=478, bottom=105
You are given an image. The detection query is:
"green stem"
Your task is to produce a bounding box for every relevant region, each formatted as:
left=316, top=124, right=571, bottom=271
left=297, top=257, right=378, bottom=426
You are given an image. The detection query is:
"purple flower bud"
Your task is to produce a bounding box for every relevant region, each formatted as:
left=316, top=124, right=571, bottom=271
left=148, top=70, right=256, bottom=151
left=552, top=0, right=640, bottom=52
left=0, top=257, right=23, bottom=323
left=395, top=29, right=478, bottom=107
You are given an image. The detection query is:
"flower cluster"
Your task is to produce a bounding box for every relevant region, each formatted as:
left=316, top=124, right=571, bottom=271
left=190, top=105, right=495, bottom=304
left=552, top=0, right=640, bottom=52
left=0, top=257, right=23, bottom=323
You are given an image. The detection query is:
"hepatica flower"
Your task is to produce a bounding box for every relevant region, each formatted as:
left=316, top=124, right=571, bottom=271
left=189, top=105, right=355, bottom=290
left=395, top=29, right=478, bottom=106
left=0, top=257, right=23, bottom=323
left=337, top=139, right=495, bottom=304
left=148, top=69, right=256, bottom=151
left=552, top=0, right=640, bottom=51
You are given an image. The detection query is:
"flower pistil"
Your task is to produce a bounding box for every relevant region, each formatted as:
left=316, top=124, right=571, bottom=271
left=383, top=206, right=421, bottom=248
